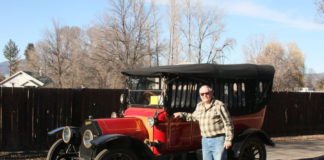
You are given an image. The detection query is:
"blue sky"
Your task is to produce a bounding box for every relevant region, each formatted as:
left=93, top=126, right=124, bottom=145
left=1, top=0, right=324, bottom=73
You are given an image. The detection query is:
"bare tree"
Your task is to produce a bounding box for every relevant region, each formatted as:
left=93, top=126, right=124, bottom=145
left=305, top=68, right=317, bottom=89
left=316, top=0, right=324, bottom=22
left=64, top=27, right=87, bottom=88
left=286, top=42, right=305, bottom=87
left=167, top=0, right=182, bottom=65
left=37, top=20, right=85, bottom=88
left=85, top=0, right=155, bottom=88
left=243, top=34, right=266, bottom=63
left=84, top=25, right=116, bottom=88
left=258, top=42, right=287, bottom=91
left=149, top=0, right=164, bottom=66
left=244, top=37, right=305, bottom=91
left=206, top=35, right=234, bottom=64
left=178, top=1, right=234, bottom=64
left=316, top=77, right=324, bottom=91
left=26, top=0, right=235, bottom=89
left=106, top=0, right=151, bottom=69
left=180, top=0, right=196, bottom=63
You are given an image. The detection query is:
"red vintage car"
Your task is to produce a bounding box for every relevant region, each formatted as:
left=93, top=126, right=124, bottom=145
left=47, top=64, right=275, bottom=160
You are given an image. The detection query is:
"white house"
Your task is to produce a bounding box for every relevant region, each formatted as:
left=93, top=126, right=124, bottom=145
left=0, top=71, right=52, bottom=88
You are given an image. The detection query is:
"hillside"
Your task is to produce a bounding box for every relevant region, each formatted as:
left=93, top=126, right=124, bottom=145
left=0, top=61, right=9, bottom=75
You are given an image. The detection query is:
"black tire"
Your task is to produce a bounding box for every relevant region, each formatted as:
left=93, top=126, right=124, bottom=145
left=95, top=149, right=138, bottom=160
left=46, top=139, right=77, bottom=160
left=238, top=137, right=266, bottom=160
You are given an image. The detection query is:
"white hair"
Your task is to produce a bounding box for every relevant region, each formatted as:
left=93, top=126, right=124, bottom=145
left=199, top=85, right=213, bottom=93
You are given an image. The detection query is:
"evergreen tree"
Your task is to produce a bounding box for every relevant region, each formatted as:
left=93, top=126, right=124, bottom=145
left=24, top=43, right=35, bottom=61
left=24, top=43, right=38, bottom=72
left=3, top=39, right=20, bottom=75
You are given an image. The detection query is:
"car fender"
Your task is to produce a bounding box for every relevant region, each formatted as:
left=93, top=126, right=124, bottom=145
left=90, top=134, right=125, bottom=146
left=48, top=127, right=65, bottom=135
left=235, top=128, right=274, bottom=146
left=48, top=126, right=79, bottom=136
left=91, top=134, right=154, bottom=159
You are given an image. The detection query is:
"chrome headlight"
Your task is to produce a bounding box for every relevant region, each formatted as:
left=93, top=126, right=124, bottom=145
left=83, top=129, right=94, bottom=148
left=148, top=117, right=155, bottom=127
left=62, top=127, right=72, bottom=143
left=120, top=93, right=125, bottom=104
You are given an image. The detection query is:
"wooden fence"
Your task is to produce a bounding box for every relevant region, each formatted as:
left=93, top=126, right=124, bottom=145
left=0, top=87, right=125, bottom=150
left=263, top=92, right=324, bottom=137
left=1, top=88, right=324, bottom=150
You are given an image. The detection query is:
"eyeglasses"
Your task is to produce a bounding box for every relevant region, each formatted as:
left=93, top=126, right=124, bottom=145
left=200, top=92, right=210, bottom=96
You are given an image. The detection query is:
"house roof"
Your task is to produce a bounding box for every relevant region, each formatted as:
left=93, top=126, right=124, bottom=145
left=23, top=71, right=53, bottom=85
left=0, top=70, right=52, bottom=87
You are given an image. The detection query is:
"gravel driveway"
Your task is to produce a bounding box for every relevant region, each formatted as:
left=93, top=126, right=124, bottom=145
left=267, top=135, right=324, bottom=160
left=1, top=135, right=324, bottom=160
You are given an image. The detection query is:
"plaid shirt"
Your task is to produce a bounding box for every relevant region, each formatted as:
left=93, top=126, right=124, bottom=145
left=181, top=99, right=234, bottom=143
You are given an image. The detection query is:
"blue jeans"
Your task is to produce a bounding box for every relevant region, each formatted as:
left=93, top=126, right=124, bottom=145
left=202, top=136, right=227, bottom=160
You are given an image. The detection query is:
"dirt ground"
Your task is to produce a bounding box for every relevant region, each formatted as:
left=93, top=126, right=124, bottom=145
left=267, top=135, right=324, bottom=160
left=1, top=134, right=324, bottom=160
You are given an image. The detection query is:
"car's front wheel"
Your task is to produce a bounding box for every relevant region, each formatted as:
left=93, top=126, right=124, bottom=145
left=46, top=139, right=78, bottom=160
left=95, top=149, right=138, bottom=160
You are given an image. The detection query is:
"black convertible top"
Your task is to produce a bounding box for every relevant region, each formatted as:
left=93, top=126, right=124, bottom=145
left=122, top=64, right=275, bottom=80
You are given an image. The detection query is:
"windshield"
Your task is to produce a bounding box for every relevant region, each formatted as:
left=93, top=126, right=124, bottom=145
left=128, top=77, right=163, bottom=107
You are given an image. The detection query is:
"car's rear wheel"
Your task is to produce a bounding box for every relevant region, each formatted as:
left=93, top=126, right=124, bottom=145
left=238, top=137, right=266, bottom=160
left=46, top=139, right=78, bottom=160
left=95, top=149, right=138, bottom=160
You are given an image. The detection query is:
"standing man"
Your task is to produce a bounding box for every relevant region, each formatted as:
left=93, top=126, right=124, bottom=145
left=174, top=85, right=234, bottom=160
